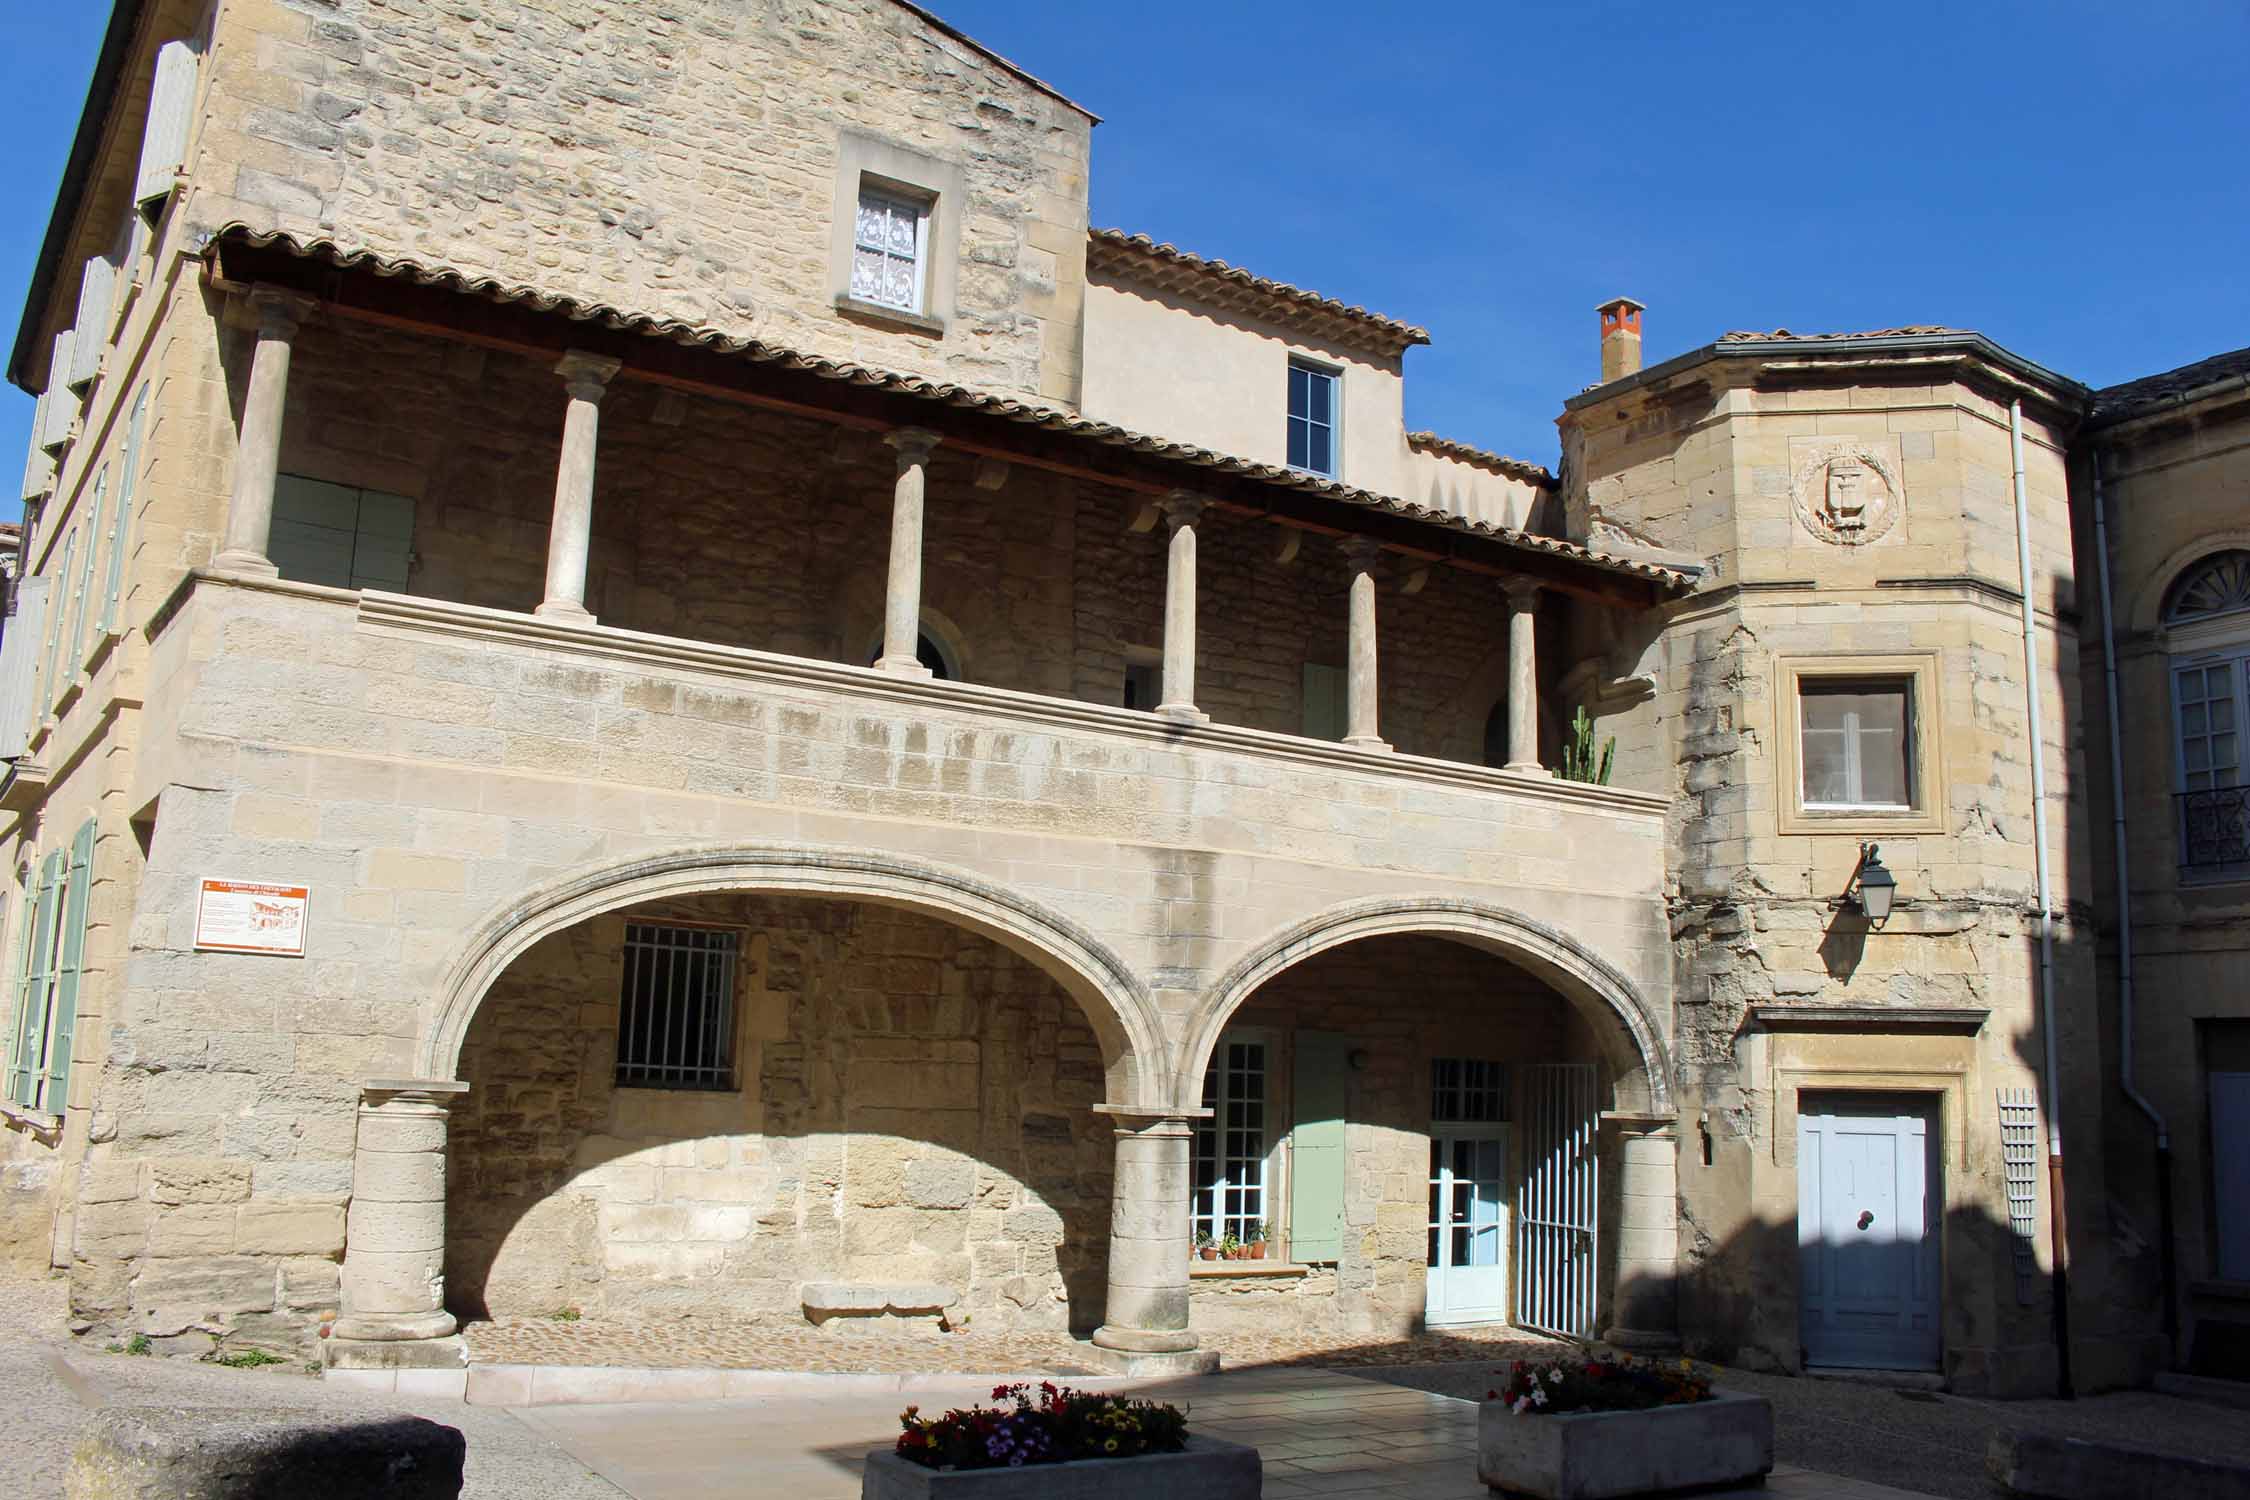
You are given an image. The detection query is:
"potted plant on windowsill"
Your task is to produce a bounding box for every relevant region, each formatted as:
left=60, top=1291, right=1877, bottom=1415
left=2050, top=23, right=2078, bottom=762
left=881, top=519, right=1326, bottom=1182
left=1245, top=1223, right=1268, bottom=1260
left=1193, top=1230, right=1216, bottom=1261
left=1217, top=1232, right=1242, bottom=1261
left=1477, top=1353, right=1771, bottom=1500
left=865, top=1381, right=1259, bottom=1499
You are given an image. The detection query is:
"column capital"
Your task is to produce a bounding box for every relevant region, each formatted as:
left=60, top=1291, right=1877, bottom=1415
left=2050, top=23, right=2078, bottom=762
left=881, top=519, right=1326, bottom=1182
left=1340, top=536, right=1385, bottom=574
left=884, top=426, right=942, bottom=466
left=555, top=349, right=622, bottom=402
left=244, top=285, right=316, bottom=340
left=1159, top=490, right=1208, bottom=529
left=1502, top=576, right=1544, bottom=610
left=360, top=1078, right=470, bottom=1110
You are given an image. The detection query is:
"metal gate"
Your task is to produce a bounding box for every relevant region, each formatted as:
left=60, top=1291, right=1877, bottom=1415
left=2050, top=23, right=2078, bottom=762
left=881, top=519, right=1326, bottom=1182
left=1515, top=1062, right=1599, bottom=1339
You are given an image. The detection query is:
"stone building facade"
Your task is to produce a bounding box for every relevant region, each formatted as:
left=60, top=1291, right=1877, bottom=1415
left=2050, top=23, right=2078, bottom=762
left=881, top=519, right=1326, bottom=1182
left=0, top=0, right=2237, bottom=1396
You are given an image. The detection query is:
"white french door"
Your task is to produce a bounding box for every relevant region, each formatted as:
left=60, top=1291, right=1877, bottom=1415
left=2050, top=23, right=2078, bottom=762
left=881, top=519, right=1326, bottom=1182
left=1426, top=1126, right=1510, bottom=1325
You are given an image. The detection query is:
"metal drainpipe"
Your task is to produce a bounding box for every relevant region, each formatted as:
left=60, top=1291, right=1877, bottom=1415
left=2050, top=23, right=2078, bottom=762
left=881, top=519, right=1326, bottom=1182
left=2010, top=399, right=2072, bottom=1397
left=2089, top=447, right=2179, bottom=1359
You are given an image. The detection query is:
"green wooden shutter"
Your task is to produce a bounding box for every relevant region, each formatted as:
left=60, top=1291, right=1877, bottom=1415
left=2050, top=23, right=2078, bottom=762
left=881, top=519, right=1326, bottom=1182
left=1302, top=663, right=1346, bottom=741
left=40, top=529, right=75, bottom=708
left=99, top=388, right=146, bottom=634
left=7, top=851, right=63, bottom=1108
left=72, top=468, right=107, bottom=666
left=2, top=875, right=39, bottom=1106
left=43, top=820, right=95, bottom=1112
left=269, top=475, right=361, bottom=589
left=1290, top=1028, right=1352, bottom=1262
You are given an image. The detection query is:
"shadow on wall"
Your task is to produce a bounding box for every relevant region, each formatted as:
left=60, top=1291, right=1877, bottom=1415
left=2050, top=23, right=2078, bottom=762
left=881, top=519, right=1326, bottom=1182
left=442, top=893, right=1115, bottom=1339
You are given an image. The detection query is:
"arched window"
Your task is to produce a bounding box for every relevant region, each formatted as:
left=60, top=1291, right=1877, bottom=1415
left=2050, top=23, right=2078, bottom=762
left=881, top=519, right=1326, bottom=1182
left=2165, top=551, right=2250, bottom=875
left=1482, top=700, right=1510, bottom=769
left=867, top=632, right=953, bottom=680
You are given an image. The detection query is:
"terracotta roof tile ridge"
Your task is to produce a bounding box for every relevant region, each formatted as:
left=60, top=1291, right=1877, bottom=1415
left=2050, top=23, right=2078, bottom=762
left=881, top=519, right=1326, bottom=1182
left=1404, top=431, right=1555, bottom=486
left=1089, top=228, right=1431, bottom=352
left=1717, top=325, right=1967, bottom=343
left=208, top=225, right=1689, bottom=592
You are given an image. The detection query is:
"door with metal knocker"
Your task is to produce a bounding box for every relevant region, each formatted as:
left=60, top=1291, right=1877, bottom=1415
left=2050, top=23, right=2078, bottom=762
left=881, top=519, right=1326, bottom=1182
left=1797, top=1094, right=1941, bottom=1370
left=1426, top=1126, right=1511, bottom=1325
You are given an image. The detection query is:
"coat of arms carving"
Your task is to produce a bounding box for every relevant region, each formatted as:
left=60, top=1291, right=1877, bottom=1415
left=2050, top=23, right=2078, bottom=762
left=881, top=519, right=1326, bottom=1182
left=1789, top=438, right=1904, bottom=546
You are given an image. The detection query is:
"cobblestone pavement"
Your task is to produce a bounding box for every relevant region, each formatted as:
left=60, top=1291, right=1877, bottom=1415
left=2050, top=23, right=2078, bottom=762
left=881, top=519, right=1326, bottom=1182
left=1366, top=1357, right=2250, bottom=1500
left=462, top=1312, right=1573, bottom=1373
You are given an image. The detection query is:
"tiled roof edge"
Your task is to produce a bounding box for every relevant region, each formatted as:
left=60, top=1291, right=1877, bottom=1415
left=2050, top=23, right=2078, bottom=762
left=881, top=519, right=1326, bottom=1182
left=1405, top=431, right=1555, bottom=487
left=1088, top=229, right=1431, bottom=357
left=208, top=225, right=1690, bottom=592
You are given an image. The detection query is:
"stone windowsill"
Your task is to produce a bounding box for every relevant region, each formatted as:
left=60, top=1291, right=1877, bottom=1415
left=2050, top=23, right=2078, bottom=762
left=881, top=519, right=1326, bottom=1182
left=1189, top=1260, right=1310, bottom=1279
left=833, top=294, right=946, bottom=338
left=0, top=1099, right=63, bottom=1136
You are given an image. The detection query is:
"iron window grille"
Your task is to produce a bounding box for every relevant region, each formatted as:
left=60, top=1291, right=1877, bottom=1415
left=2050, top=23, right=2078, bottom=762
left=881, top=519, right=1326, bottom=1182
left=615, top=922, right=741, bottom=1091
left=1431, top=1058, right=1509, bottom=1123
left=1191, top=1037, right=1267, bottom=1247
left=2178, top=787, right=2250, bottom=872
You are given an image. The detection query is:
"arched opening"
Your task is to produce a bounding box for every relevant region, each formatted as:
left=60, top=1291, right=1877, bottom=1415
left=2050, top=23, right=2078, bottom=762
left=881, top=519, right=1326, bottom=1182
left=1179, top=902, right=1669, bottom=1345
left=445, top=890, right=1115, bottom=1337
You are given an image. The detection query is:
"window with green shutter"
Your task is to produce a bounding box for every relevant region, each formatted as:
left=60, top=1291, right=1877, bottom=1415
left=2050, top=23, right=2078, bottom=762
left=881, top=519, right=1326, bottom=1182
left=4, top=849, right=65, bottom=1110
left=98, top=387, right=147, bottom=635
left=42, top=820, right=95, bottom=1111
left=39, top=527, right=75, bottom=709
left=72, top=468, right=107, bottom=668
left=269, top=475, right=415, bottom=592
left=1302, top=663, right=1346, bottom=741
left=1289, top=1029, right=1352, bottom=1263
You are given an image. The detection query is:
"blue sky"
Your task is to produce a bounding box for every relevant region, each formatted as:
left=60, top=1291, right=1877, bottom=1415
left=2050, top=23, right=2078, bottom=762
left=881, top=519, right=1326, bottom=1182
left=1, top=1, right=2243, bottom=500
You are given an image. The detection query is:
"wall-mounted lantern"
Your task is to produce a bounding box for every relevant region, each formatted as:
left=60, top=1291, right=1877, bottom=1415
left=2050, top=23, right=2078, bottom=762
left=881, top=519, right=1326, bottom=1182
left=1849, top=842, right=1897, bottom=924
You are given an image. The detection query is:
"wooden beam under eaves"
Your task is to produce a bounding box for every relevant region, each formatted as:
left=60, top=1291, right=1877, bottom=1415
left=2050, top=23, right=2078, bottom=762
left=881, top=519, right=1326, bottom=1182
left=206, top=237, right=1668, bottom=611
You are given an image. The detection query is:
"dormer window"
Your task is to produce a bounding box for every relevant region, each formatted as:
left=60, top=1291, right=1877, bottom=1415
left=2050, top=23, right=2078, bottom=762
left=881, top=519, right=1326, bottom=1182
left=852, top=187, right=929, bottom=315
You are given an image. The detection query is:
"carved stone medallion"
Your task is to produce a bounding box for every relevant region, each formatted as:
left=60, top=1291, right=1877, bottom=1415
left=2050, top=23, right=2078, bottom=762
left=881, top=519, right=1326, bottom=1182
left=1789, top=437, right=1904, bottom=546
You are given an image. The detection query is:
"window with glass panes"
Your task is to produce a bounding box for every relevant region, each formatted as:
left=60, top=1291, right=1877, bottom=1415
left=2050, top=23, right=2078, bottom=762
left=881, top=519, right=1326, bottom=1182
left=1287, top=361, right=1338, bottom=477
left=1192, top=1036, right=1267, bottom=1247
left=851, top=187, right=928, bottom=313
left=614, top=922, right=742, bottom=1090
left=1798, top=678, right=1913, bottom=808
left=1431, top=1058, right=1509, bottom=1123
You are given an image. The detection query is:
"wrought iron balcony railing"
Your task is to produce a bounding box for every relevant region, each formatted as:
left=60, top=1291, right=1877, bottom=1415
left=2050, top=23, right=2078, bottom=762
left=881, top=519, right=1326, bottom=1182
left=2178, top=786, right=2250, bottom=872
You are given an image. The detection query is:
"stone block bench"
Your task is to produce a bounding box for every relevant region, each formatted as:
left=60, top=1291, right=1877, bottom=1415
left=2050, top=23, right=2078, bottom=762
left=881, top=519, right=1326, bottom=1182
left=803, top=1281, right=962, bottom=1331
left=68, top=1406, right=465, bottom=1499
left=1987, top=1428, right=2250, bottom=1500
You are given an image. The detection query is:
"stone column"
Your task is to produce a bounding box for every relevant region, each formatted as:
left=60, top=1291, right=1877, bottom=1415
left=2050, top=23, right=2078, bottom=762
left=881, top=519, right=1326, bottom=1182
left=876, top=428, right=942, bottom=676
left=534, top=351, right=623, bottom=623
left=1502, top=577, right=1546, bottom=774
left=329, top=1080, right=469, bottom=1368
left=1091, top=1114, right=1199, bottom=1358
left=1341, top=538, right=1389, bottom=750
left=211, top=288, right=316, bottom=578
left=1156, top=493, right=1209, bottom=722
left=1603, top=1119, right=1683, bottom=1352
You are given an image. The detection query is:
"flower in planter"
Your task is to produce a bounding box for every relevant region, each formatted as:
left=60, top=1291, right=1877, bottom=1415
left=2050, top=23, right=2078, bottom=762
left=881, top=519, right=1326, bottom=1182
left=895, top=1381, right=1190, bottom=1469
left=1488, top=1352, right=1712, bottom=1415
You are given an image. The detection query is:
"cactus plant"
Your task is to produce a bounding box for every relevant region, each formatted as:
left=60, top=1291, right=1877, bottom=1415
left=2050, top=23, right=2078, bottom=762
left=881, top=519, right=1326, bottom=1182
left=1557, top=706, right=1616, bottom=786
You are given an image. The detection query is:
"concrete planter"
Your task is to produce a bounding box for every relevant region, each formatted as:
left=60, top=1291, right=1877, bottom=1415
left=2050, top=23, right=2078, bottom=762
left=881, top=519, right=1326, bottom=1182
left=1477, top=1390, right=1772, bottom=1499
left=862, top=1435, right=1260, bottom=1500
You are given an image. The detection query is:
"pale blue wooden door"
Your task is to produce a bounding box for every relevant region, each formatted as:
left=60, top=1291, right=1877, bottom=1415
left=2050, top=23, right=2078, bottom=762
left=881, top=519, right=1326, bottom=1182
left=1798, top=1098, right=1940, bottom=1370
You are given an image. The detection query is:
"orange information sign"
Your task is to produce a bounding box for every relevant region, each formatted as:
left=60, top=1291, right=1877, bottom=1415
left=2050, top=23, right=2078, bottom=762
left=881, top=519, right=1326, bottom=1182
left=194, top=878, right=309, bottom=956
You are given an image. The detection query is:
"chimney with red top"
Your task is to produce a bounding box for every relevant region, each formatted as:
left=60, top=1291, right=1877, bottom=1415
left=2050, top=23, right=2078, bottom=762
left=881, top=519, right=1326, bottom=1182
left=1598, top=296, right=1645, bottom=383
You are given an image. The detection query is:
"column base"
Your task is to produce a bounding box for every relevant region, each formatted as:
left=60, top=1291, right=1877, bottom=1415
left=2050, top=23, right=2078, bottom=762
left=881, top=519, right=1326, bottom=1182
left=1503, top=761, right=1552, bottom=777
left=324, top=1332, right=468, bottom=1372
left=209, top=549, right=280, bottom=580
left=1080, top=1341, right=1222, bottom=1377
left=533, top=599, right=596, bottom=624
left=1342, top=735, right=1392, bottom=752
left=1156, top=703, right=1208, bottom=725
left=1600, top=1324, right=1684, bottom=1355
left=1091, top=1322, right=1199, bottom=1355
left=329, top=1308, right=459, bottom=1343
left=874, top=654, right=934, bottom=679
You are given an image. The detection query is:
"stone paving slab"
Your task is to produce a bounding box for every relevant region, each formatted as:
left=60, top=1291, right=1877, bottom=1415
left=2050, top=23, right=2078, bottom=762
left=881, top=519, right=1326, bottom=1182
left=461, top=1313, right=1571, bottom=1374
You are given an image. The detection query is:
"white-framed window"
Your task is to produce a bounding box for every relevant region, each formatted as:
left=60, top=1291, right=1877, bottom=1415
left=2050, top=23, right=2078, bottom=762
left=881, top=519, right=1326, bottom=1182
left=1799, top=678, right=1914, bottom=810
left=1431, top=1057, right=1509, bottom=1124
left=1287, top=359, right=1340, bottom=478
left=851, top=186, right=930, bottom=315
left=614, top=921, right=742, bottom=1091
left=1192, top=1032, right=1270, bottom=1248
left=2164, top=550, right=2250, bottom=874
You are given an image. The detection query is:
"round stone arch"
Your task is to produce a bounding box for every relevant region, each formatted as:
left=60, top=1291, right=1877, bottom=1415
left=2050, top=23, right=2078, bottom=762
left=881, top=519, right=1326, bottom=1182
left=1176, top=896, right=1673, bottom=1116
left=419, top=842, right=1167, bottom=1108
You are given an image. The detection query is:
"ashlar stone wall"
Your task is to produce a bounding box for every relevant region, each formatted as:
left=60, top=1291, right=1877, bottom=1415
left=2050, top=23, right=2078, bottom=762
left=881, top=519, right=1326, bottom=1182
left=449, top=894, right=1112, bottom=1332
left=190, top=0, right=1094, bottom=404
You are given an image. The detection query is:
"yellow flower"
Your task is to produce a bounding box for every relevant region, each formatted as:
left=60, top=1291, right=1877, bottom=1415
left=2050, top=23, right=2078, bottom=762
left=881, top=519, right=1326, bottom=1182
left=1105, top=1439, right=1119, bottom=1453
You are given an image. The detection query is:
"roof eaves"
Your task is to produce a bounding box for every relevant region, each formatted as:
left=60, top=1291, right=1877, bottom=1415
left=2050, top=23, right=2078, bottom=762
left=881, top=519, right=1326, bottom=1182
left=1089, top=228, right=1431, bottom=356
left=1562, top=330, right=2091, bottom=414
left=2086, top=346, right=2250, bottom=431
left=210, top=225, right=1690, bottom=594
left=8, top=0, right=148, bottom=392
left=1404, top=431, right=1556, bottom=487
